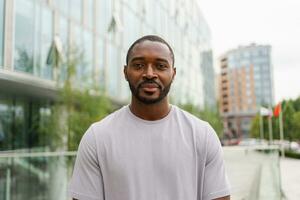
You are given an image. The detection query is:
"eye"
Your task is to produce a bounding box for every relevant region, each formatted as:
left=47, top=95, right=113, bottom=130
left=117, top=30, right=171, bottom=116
left=156, top=63, right=167, bottom=70
left=132, top=63, right=145, bottom=69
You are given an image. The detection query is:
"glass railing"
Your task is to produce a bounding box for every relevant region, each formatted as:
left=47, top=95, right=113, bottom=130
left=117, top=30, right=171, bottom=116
left=0, top=151, right=76, bottom=200
left=223, top=146, right=283, bottom=200
left=0, top=146, right=283, bottom=200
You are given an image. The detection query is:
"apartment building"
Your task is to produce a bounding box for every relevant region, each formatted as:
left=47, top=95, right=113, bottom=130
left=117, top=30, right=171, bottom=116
left=219, top=44, right=274, bottom=138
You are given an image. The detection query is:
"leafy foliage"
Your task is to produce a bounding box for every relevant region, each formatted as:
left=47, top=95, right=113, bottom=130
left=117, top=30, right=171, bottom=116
left=250, top=97, right=300, bottom=142
left=42, top=49, right=114, bottom=151
left=179, top=103, right=223, bottom=137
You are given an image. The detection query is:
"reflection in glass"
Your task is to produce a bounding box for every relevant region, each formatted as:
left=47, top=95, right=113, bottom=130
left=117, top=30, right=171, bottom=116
left=39, top=5, right=53, bottom=80
left=58, top=16, right=69, bottom=83
left=0, top=0, right=4, bottom=67
left=14, top=0, right=35, bottom=73
left=70, top=0, right=82, bottom=23
left=0, top=153, right=76, bottom=200
left=96, top=39, right=104, bottom=88
left=82, top=30, right=93, bottom=88
left=107, top=43, right=120, bottom=98
left=97, top=0, right=112, bottom=36
left=86, top=0, right=94, bottom=29
left=0, top=95, right=53, bottom=151
left=53, top=0, right=69, bottom=15
left=14, top=0, right=53, bottom=79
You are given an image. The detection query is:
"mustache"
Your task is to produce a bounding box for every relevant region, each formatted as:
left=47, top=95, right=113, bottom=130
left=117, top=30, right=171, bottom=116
left=138, top=80, right=162, bottom=89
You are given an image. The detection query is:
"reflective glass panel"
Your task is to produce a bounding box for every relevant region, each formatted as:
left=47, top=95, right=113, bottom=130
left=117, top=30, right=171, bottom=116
left=96, top=38, right=104, bottom=88
left=58, top=16, right=69, bottom=83
left=14, top=0, right=35, bottom=73
left=97, top=0, right=112, bottom=35
left=86, top=0, right=94, bottom=28
left=0, top=0, right=4, bottom=67
left=82, top=30, right=93, bottom=88
left=70, top=0, right=82, bottom=23
left=39, top=5, right=53, bottom=80
left=107, top=43, right=120, bottom=98
left=54, top=0, right=69, bottom=15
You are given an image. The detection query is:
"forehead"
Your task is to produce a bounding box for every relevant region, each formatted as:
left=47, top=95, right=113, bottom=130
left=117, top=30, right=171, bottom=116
left=129, top=40, right=172, bottom=62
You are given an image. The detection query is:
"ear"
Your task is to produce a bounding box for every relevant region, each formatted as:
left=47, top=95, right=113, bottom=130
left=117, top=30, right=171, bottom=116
left=124, top=65, right=128, bottom=81
left=172, top=67, right=176, bottom=81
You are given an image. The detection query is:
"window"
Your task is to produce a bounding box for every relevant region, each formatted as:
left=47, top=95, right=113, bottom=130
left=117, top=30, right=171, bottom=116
left=0, top=0, right=4, bottom=67
left=97, top=0, right=112, bottom=36
left=123, top=9, right=140, bottom=49
left=82, top=30, right=93, bottom=88
left=53, top=0, right=69, bottom=15
left=106, top=43, right=120, bottom=98
left=58, top=16, right=69, bottom=82
left=70, top=0, right=82, bottom=23
left=96, top=38, right=104, bottom=88
left=85, top=0, right=94, bottom=28
left=14, top=0, right=35, bottom=73
left=37, top=5, right=53, bottom=80
left=14, top=0, right=53, bottom=79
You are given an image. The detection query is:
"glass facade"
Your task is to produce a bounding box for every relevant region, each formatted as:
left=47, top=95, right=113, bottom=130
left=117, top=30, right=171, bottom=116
left=0, top=0, right=4, bottom=67
left=2, top=0, right=213, bottom=150
left=14, top=0, right=53, bottom=79
left=10, top=0, right=213, bottom=105
left=0, top=94, right=53, bottom=151
left=14, top=0, right=35, bottom=74
left=0, top=153, right=76, bottom=200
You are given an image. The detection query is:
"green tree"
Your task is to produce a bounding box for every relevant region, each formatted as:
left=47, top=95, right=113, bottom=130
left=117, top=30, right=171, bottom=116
left=179, top=103, right=223, bottom=137
left=250, top=96, right=300, bottom=142
left=42, top=48, right=114, bottom=151
left=292, top=97, right=300, bottom=111
left=250, top=115, right=260, bottom=138
left=282, top=101, right=295, bottom=141
left=291, top=112, right=300, bottom=141
left=250, top=114, right=271, bottom=139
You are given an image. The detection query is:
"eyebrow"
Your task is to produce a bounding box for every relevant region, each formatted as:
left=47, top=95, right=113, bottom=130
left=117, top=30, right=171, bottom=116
left=130, top=57, right=145, bottom=62
left=130, top=57, right=169, bottom=64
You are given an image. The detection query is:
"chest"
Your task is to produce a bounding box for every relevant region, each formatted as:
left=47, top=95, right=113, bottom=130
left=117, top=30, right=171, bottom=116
left=98, top=129, right=197, bottom=181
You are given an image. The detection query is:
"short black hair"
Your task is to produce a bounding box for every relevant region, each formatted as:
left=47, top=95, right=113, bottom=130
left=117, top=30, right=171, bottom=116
left=126, top=35, right=175, bottom=67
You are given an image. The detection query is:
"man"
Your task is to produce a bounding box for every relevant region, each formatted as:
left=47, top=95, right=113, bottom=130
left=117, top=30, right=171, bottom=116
left=68, top=35, right=230, bottom=200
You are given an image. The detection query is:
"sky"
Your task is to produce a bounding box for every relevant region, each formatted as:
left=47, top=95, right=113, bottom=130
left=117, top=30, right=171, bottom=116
left=198, top=0, right=300, bottom=103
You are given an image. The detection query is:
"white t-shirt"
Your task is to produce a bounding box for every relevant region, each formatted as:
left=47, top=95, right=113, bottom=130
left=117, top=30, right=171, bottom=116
left=68, top=105, right=230, bottom=200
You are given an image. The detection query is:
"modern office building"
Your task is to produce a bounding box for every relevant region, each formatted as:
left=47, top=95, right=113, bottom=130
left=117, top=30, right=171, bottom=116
left=219, top=44, right=274, bottom=138
left=0, top=0, right=215, bottom=151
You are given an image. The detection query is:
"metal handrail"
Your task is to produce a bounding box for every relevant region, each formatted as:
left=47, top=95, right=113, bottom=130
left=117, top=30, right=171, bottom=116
left=0, top=151, right=77, bottom=158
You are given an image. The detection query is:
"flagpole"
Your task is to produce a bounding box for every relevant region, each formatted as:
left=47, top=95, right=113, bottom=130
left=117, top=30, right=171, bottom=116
left=268, top=115, right=273, bottom=144
left=279, top=105, right=284, bottom=157
left=268, top=106, right=273, bottom=145
left=259, top=112, right=264, bottom=143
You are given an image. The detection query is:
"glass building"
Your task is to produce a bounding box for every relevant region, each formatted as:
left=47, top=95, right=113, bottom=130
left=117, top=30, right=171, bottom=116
left=0, top=0, right=214, bottom=152
left=219, top=44, right=274, bottom=138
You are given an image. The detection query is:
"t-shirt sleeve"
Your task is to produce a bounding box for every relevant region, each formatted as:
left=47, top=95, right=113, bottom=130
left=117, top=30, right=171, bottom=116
left=68, top=125, right=105, bottom=200
left=203, top=123, right=231, bottom=200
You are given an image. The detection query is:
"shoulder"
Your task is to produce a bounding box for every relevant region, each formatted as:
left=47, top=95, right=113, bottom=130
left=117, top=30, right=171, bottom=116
left=172, top=106, right=221, bottom=153
left=91, top=105, right=128, bottom=133
left=172, top=105, right=211, bottom=131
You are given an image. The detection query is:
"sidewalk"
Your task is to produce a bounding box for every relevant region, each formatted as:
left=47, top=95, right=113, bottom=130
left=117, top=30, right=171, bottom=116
left=280, top=158, right=300, bottom=200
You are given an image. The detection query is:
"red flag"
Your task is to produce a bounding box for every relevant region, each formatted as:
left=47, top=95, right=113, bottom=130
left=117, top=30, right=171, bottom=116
left=273, top=103, right=281, bottom=117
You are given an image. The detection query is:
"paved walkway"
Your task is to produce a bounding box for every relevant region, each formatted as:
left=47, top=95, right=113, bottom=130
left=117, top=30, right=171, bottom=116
left=280, top=157, right=300, bottom=200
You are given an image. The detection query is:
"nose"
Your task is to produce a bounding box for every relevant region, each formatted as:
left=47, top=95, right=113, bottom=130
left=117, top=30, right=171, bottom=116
left=143, top=65, right=157, bottom=79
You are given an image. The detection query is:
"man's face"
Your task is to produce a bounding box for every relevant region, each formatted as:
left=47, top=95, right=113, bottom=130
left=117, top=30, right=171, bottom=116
left=124, top=41, right=176, bottom=104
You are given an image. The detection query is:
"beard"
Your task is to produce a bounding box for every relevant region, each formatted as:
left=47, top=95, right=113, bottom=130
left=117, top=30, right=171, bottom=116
left=128, top=79, right=172, bottom=105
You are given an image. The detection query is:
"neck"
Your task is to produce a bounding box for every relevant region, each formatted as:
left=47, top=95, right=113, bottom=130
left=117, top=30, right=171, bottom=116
left=129, top=97, right=171, bottom=121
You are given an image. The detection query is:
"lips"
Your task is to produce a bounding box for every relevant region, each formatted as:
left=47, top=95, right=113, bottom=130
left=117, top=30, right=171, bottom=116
left=141, top=83, right=159, bottom=88
left=139, top=82, right=160, bottom=93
